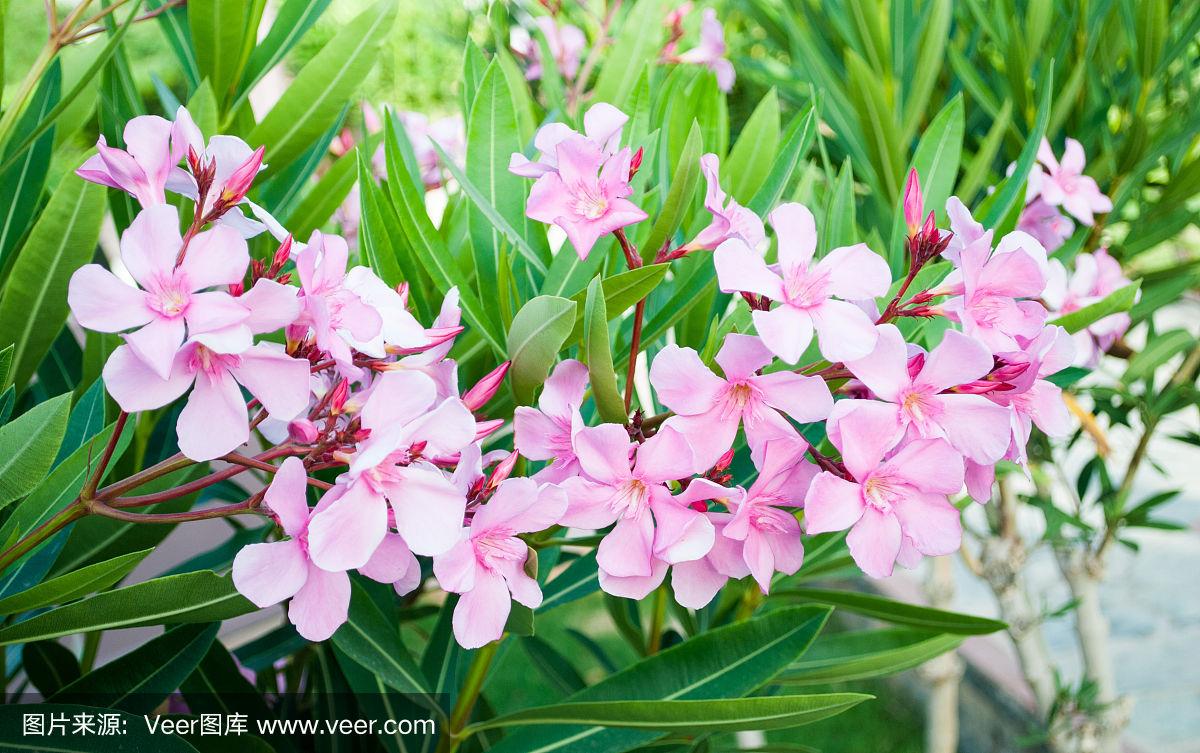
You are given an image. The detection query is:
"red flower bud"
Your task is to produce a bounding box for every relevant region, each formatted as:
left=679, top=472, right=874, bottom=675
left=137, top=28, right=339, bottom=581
left=462, top=361, right=510, bottom=411
left=221, top=145, right=265, bottom=204
left=628, top=146, right=644, bottom=181
left=485, top=451, right=519, bottom=492
left=272, top=235, right=294, bottom=274
left=329, top=378, right=350, bottom=414
left=903, top=168, right=923, bottom=235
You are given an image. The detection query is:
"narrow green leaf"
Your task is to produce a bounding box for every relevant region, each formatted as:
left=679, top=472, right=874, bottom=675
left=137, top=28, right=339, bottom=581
left=844, top=49, right=902, bottom=204
left=979, top=71, right=1053, bottom=231
left=465, top=693, right=870, bottom=735
left=0, top=571, right=253, bottom=645
left=283, top=143, right=361, bottom=240
left=592, top=0, right=666, bottom=109
left=188, top=0, right=249, bottom=103
left=643, top=121, right=703, bottom=262
left=822, top=158, right=856, bottom=253
left=22, top=641, right=82, bottom=697
left=1051, top=281, right=1141, bottom=334
left=508, top=296, right=577, bottom=404
left=239, top=0, right=333, bottom=103
left=1122, top=329, right=1194, bottom=383
left=748, top=106, right=817, bottom=215
left=0, top=548, right=150, bottom=615
left=778, top=628, right=963, bottom=684
left=584, top=277, right=627, bottom=423
left=0, top=393, right=70, bottom=512
left=957, top=100, right=1011, bottom=205
left=331, top=581, right=430, bottom=694
left=0, top=59, right=60, bottom=268
left=246, top=0, right=396, bottom=175
left=565, top=264, right=669, bottom=343
left=777, top=588, right=1006, bottom=634
left=725, top=89, right=781, bottom=203
left=888, top=95, right=963, bottom=269
left=0, top=180, right=105, bottom=390
left=900, top=0, right=951, bottom=142
left=538, top=551, right=599, bottom=613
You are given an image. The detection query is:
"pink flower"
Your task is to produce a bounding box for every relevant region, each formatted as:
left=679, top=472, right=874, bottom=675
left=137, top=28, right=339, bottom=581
left=669, top=480, right=750, bottom=608
left=68, top=205, right=252, bottom=380
left=714, top=203, right=892, bottom=363
left=510, top=17, right=586, bottom=81
left=1042, top=249, right=1133, bottom=367
left=232, top=458, right=351, bottom=641
left=1017, top=198, right=1074, bottom=252
left=289, top=232, right=394, bottom=371
left=804, top=410, right=965, bottom=578
left=392, top=111, right=465, bottom=189
left=722, top=438, right=814, bottom=591
left=683, top=154, right=765, bottom=252
left=171, top=107, right=270, bottom=237
left=903, top=168, right=925, bottom=235
left=379, top=288, right=464, bottom=398
left=509, top=102, right=627, bottom=179
left=650, top=334, right=831, bottom=468
left=939, top=230, right=1049, bottom=352
left=676, top=9, right=735, bottom=92
left=1030, top=138, right=1112, bottom=225
left=514, top=359, right=589, bottom=482
left=942, top=196, right=987, bottom=264
left=525, top=136, right=647, bottom=260
left=837, top=324, right=1013, bottom=465
left=434, top=478, right=567, bottom=648
left=559, top=424, right=713, bottom=593
left=76, top=114, right=189, bottom=207
left=305, top=371, right=474, bottom=570
left=103, top=334, right=308, bottom=461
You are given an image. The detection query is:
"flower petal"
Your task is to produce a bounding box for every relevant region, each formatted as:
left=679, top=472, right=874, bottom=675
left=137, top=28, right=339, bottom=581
left=231, top=539, right=307, bottom=607
left=289, top=564, right=351, bottom=642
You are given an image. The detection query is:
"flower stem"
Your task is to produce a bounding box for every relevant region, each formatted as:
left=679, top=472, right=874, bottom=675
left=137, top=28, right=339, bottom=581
left=81, top=411, right=129, bottom=501
left=624, top=299, right=646, bottom=413
left=435, top=638, right=501, bottom=753
left=646, top=586, right=667, bottom=654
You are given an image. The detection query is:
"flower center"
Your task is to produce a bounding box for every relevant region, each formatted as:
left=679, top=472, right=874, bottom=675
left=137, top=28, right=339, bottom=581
left=781, top=267, right=829, bottom=308
left=900, top=389, right=935, bottom=425
left=863, top=474, right=898, bottom=513
left=748, top=504, right=792, bottom=534
left=573, top=184, right=609, bottom=220
left=718, top=381, right=756, bottom=421
left=148, top=281, right=191, bottom=318
left=474, top=527, right=526, bottom=571
left=610, top=478, right=650, bottom=519
left=188, top=344, right=238, bottom=376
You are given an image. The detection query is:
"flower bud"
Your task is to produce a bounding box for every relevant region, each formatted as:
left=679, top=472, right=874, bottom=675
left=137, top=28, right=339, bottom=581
left=628, top=146, right=644, bottom=181
left=903, top=168, right=924, bottom=235
left=228, top=281, right=244, bottom=297
left=329, top=378, right=350, bottom=414
left=462, top=361, right=510, bottom=411
left=288, top=418, right=320, bottom=444
left=271, top=235, right=294, bottom=274
left=221, top=145, right=265, bottom=204
left=474, top=418, right=504, bottom=441
left=485, top=451, right=519, bottom=492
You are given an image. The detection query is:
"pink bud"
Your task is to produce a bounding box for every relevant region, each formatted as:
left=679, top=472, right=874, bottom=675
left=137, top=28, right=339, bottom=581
left=288, top=419, right=320, bottom=444
left=221, top=145, right=265, bottom=204
left=713, top=448, right=734, bottom=473
left=329, top=378, right=350, bottom=414
left=485, top=451, right=519, bottom=492
left=385, top=326, right=464, bottom=355
left=228, top=281, right=245, bottom=297
left=272, top=235, right=294, bottom=273
left=906, top=352, right=926, bottom=380
left=629, top=146, right=644, bottom=180
left=903, top=168, right=923, bottom=235
left=462, top=361, right=510, bottom=411
left=474, top=419, right=504, bottom=441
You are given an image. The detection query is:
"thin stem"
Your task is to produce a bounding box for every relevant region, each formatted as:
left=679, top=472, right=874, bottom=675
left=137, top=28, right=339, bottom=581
left=624, top=299, right=645, bottom=413
left=81, top=411, right=129, bottom=500
left=646, top=586, right=667, bottom=654
left=68, top=0, right=183, bottom=43
left=89, top=498, right=266, bottom=524
left=0, top=504, right=88, bottom=573
left=435, top=639, right=501, bottom=753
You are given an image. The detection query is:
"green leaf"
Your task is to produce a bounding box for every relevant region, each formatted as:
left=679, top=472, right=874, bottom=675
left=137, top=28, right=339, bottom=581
left=776, top=588, right=1006, bottom=634
left=0, top=548, right=149, bottom=615
left=485, top=605, right=831, bottom=753
left=1050, top=281, right=1141, bottom=334
left=22, top=640, right=82, bottom=697
left=748, top=106, right=817, bottom=216
left=900, top=0, right=951, bottom=142
left=464, top=693, right=870, bottom=736
left=51, top=623, right=218, bottom=713
left=188, top=0, right=250, bottom=103
left=0, top=180, right=105, bottom=390
left=821, top=158, right=856, bottom=253
left=0, top=393, right=70, bottom=512
left=979, top=71, right=1053, bottom=232
left=725, top=89, right=781, bottom=203
left=331, top=581, right=430, bottom=694
left=58, top=379, right=107, bottom=463
left=507, top=296, right=577, bottom=404
left=1122, top=328, right=1194, bottom=383
left=584, top=277, right=627, bottom=423
left=888, top=94, right=963, bottom=268
left=643, top=121, right=703, bottom=262
left=433, top=141, right=548, bottom=275
left=0, top=571, right=253, bottom=645
left=0, top=704, right=200, bottom=750
left=565, top=264, right=669, bottom=343
left=844, top=49, right=902, bottom=204
left=505, top=601, right=536, bottom=637
left=246, top=0, right=396, bottom=175
left=283, top=143, right=361, bottom=240
left=957, top=100, right=1011, bottom=205
left=522, top=635, right=586, bottom=696
left=240, top=0, right=333, bottom=103
left=778, top=628, right=963, bottom=684
left=592, top=0, right=666, bottom=109
left=0, top=59, right=60, bottom=269
left=180, top=639, right=276, bottom=729
left=538, top=551, right=599, bottom=613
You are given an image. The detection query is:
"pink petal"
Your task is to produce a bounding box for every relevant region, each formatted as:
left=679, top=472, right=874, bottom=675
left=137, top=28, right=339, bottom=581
left=180, top=225, right=250, bottom=289
left=742, top=531, right=776, bottom=592
left=186, top=292, right=251, bottom=337
left=765, top=527, right=805, bottom=577
left=231, top=344, right=310, bottom=421
left=525, top=173, right=574, bottom=224
left=893, top=491, right=961, bottom=556
left=597, top=558, right=668, bottom=600
left=597, top=514, right=655, bottom=577
left=768, top=203, right=817, bottom=273
left=816, top=243, right=891, bottom=300
left=452, top=569, right=511, bottom=649
left=513, top=406, right=569, bottom=461
left=473, top=478, right=567, bottom=534
left=403, top=398, right=477, bottom=457
left=125, top=316, right=185, bottom=380
left=671, top=557, right=729, bottom=609
left=714, top=238, right=784, bottom=298
left=752, top=305, right=814, bottom=364
left=289, top=564, right=351, bottom=642
left=120, top=204, right=181, bottom=286
left=844, top=323, right=909, bottom=401
left=573, top=424, right=634, bottom=485
left=650, top=494, right=715, bottom=563
left=1061, top=138, right=1086, bottom=174
left=306, top=481, right=388, bottom=570
left=649, top=345, right=726, bottom=416
left=558, top=476, right=621, bottom=529
left=964, top=460, right=995, bottom=503
left=883, top=438, right=964, bottom=495
left=102, top=344, right=193, bottom=412
left=810, top=299, right=880, bottom=362
left=497, top=557, right=542, bottom=608
left=554, top=136, right=605, bottom=186
left=539, top=359, right=590, bottom=418
left=914, top=330, right=994, bottom=393
left=826, top=399, right=903, bottom=479
left=1028, top=381, right=1071, bottom=437
left=68, top=265, right=152, bottom=332
left=752, top=371, right=833, bottom=424
left=239, top=278, right=301, bottom=333
left=582, top=102, right=627, bottom=151
left=803, top=473, right=865, bottom=534
left=432, top=535, right=476, bottom=593
left=846, top=507, right=902, bottom=578
left=360, top=370, right=438, bottom=432
left=390, top=465, right=467, bottom=556
left=935, top=393, right=1013, bottom=464
left=714, top=333, right=774, bottom=380
left=662, top=412, right=739, bottom=473
left=634, top=424, right=698, bottom=482
left=264, top=457, right=310, bottom=537
left=177, top=368, right=248, bottom=461
left=231, top=539, right=307, bottom=607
